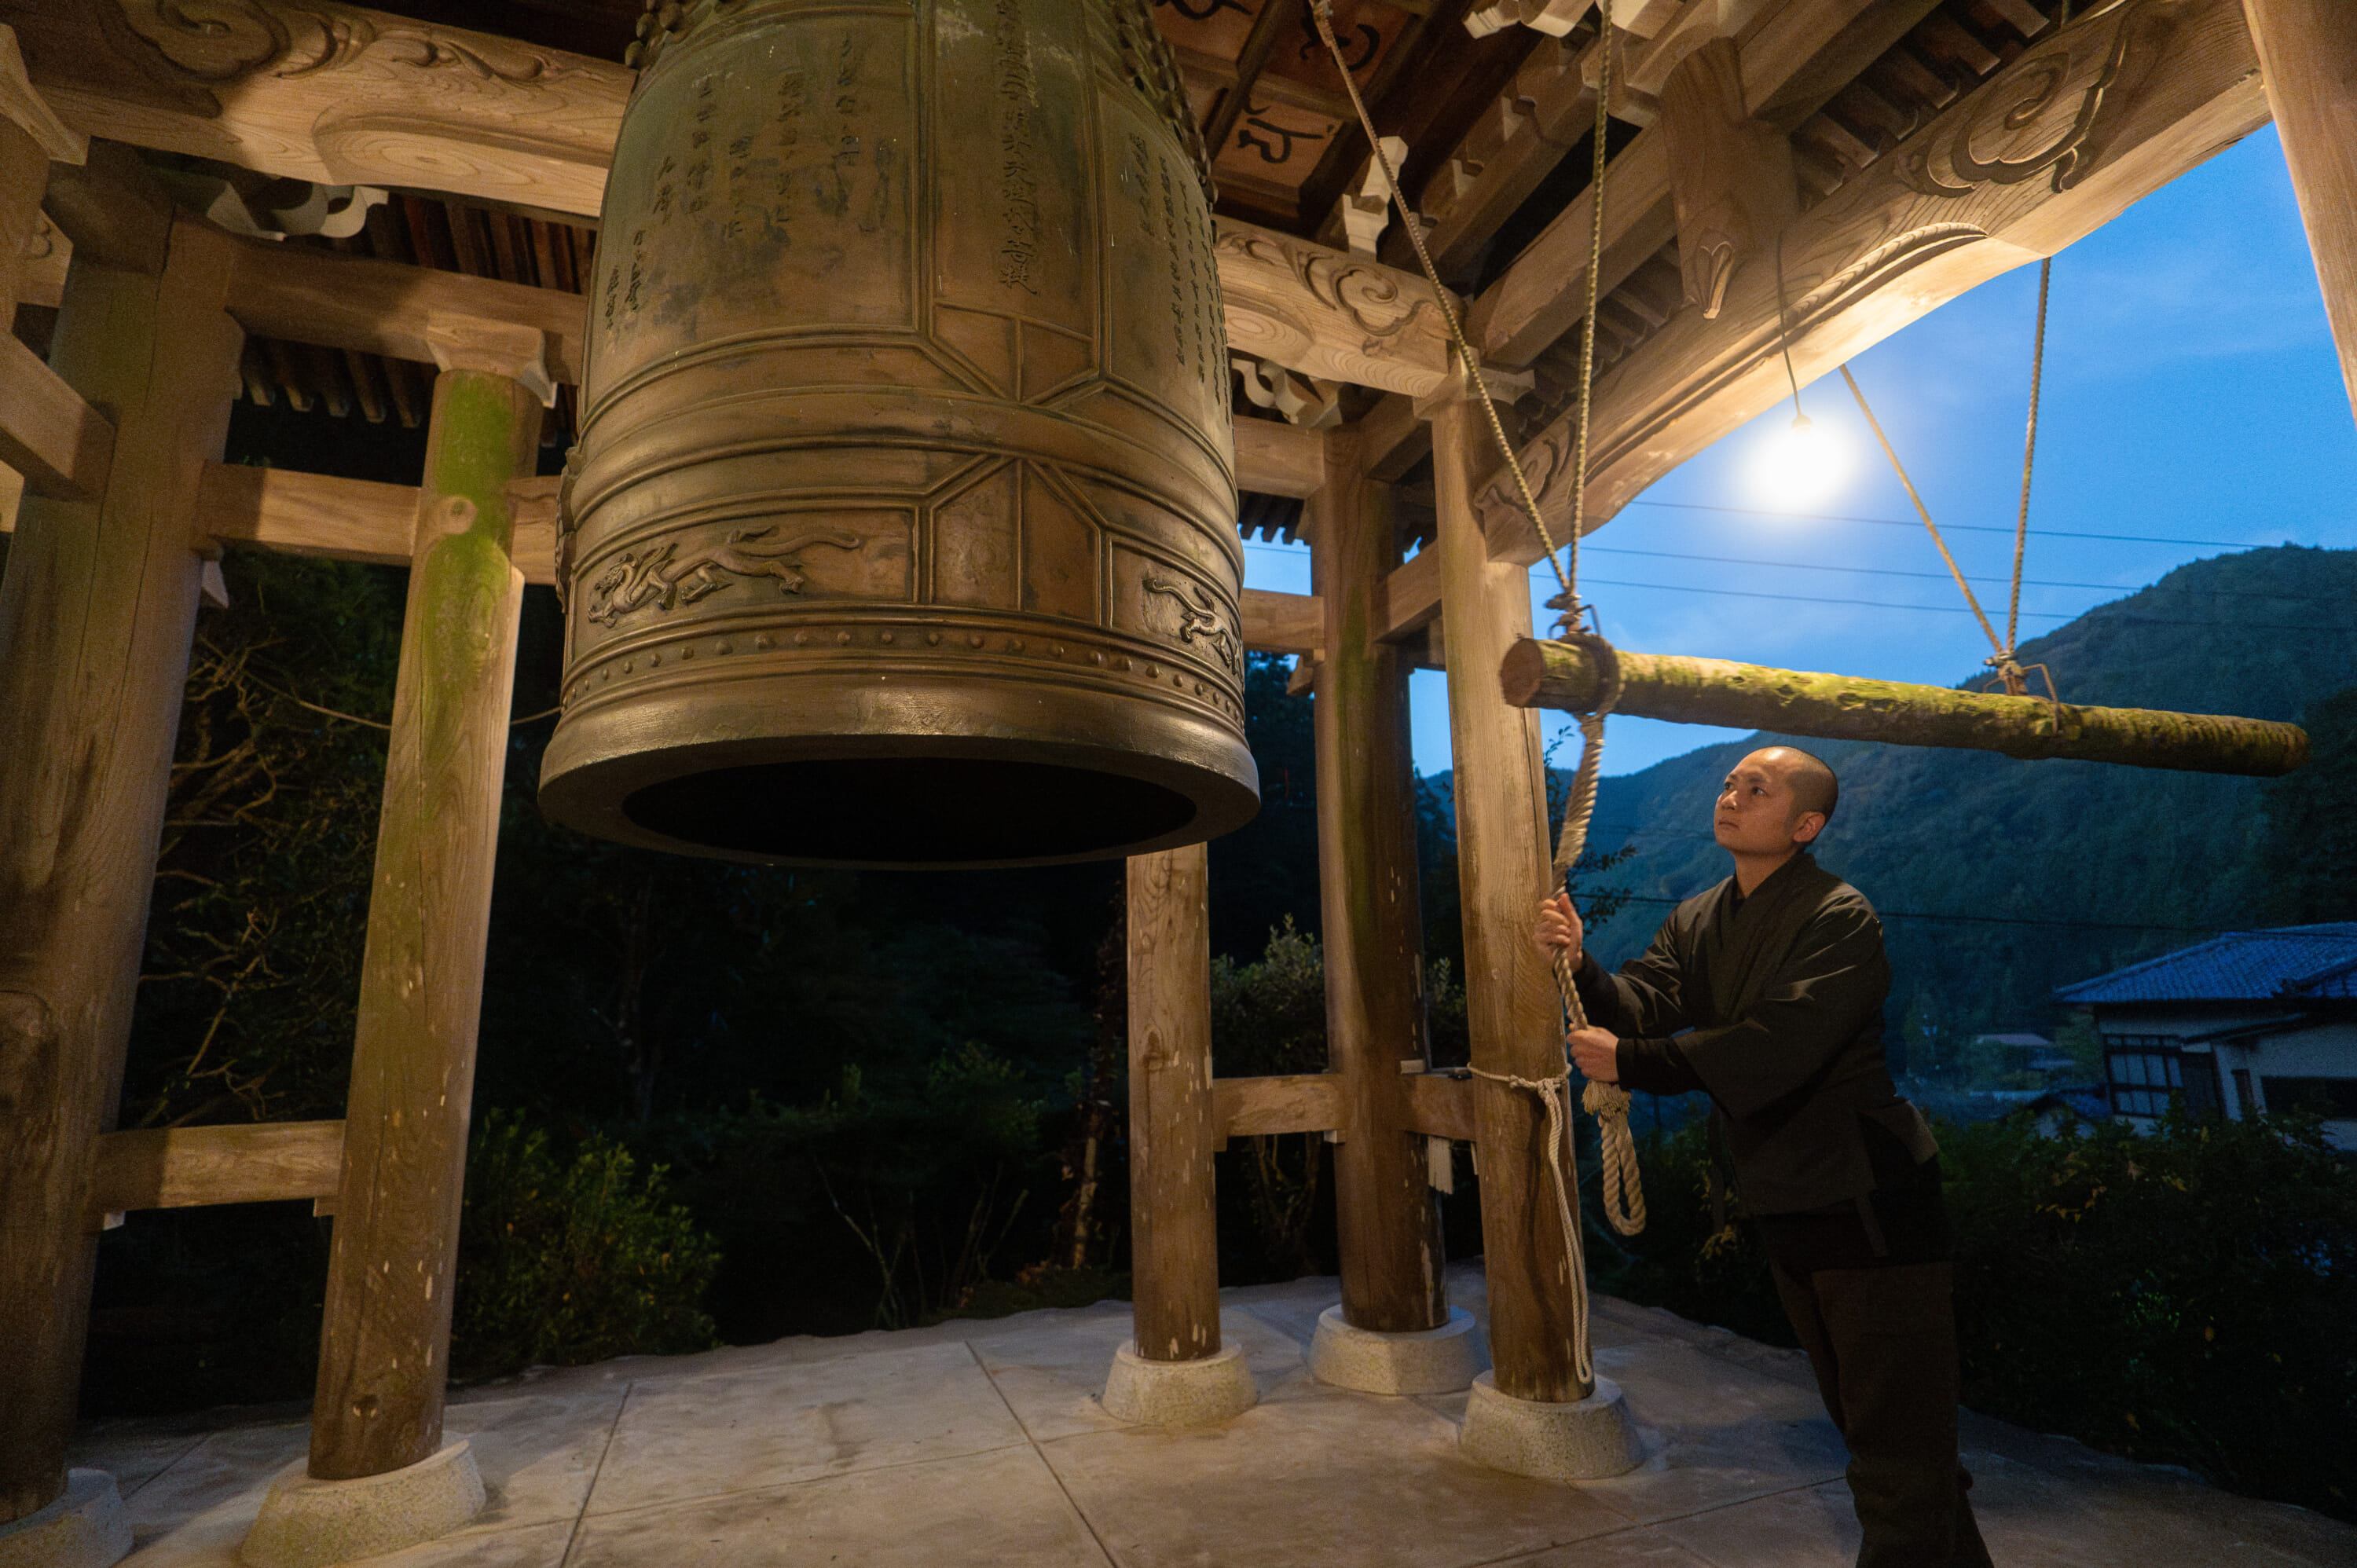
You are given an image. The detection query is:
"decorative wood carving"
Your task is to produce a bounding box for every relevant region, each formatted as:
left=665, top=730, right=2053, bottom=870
left=1215, top=217, right=1454, bottom=396
left=1659, top=36, right=1796, bottom=318
left=6, top=0, right=631, bottom=217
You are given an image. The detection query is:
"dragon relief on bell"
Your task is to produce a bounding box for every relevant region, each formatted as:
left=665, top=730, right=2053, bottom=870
left=584, top=527, right=867, bottom=626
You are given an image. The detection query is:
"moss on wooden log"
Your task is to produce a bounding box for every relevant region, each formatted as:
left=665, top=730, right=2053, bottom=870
left=1498, top=639, right=2308, bottom=777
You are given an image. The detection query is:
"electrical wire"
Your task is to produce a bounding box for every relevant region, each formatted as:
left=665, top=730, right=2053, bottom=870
left=1622, top=498, right=2300, bottom=549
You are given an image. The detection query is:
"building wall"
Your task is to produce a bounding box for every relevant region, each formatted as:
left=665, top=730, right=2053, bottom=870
left=2087, top=1006, right=2357, bottom=1151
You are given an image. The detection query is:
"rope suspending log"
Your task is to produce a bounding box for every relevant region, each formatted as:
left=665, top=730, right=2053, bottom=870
left=1501, top=638, right=2310, bottom=777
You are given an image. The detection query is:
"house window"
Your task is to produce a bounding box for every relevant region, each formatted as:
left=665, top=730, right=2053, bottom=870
left=2233, top=1068, right=2256, bottom=1116
left=2260, top=1078, right=2357, bottom=1119
left=2104, top=1035, right=2184, bottom=1118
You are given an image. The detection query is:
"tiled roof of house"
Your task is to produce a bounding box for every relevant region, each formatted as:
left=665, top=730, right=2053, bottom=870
left=2056, top=925, right=2357, bottom=1005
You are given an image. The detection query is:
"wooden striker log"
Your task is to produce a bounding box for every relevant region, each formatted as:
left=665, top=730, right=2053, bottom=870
left=1310, top=426, right=1446, bottom=1335
left=307, top=365, right=537, bottom=1481
left=1127, top=843, right=1222, bottom=1362
left=1500, top=639, right=2308, bottom=777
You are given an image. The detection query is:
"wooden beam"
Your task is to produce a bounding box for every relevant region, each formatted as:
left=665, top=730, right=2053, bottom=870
left=0, top=23, right=81, bottom=165
left=1477, top=0, right=2271, bottom=560
left=1468, top=128, right=1677, bottom=368
left=1420, top=31, right=1600, bottom=278
left=1361, top=392, right=1431, bottom=482
left=1403, top=1072, right=1477, bottom=1141
left=1313, top=423, right=1446, bottom=1333
left=1240, top=588, right=1322, bottom=654
left=226, top=239, right=587, bottom=388
left=0, top=213, right=244, bottom=1527
left=1127, top=844, right=1224, bottom=1365
left=1215, top=218, right=1455, bottom=399
left=310, top=359, right=537, bottom=1483
left=88, top=1120, right=344, bottom=1216
left=1233, top=416, right=1329, bottom=498
left=1428, top=375, right=1586, bottom=1402
left=1468, top=0, right=1902, bottom=370
left=192, top=462, right=563, bottom=585
left=1380, top=545, right=1444, bottom=641
left=2242, top=0, right=2357, bottom=423
left=1213, top=1073, right=1343, bottom=1140
left=7, top=0, right=629, bottom=219
left=0, top=291, right=111, bottom=500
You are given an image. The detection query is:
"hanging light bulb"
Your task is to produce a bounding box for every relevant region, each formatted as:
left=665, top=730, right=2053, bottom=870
left=1750, top=409, right=1851, bottom=511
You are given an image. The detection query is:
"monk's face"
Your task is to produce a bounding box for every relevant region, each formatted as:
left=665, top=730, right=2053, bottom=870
left=1714, top=748, right=1825, bottom=857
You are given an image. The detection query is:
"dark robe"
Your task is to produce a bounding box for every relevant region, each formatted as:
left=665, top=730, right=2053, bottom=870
left=1571, top=851, right=1936, bottom=1221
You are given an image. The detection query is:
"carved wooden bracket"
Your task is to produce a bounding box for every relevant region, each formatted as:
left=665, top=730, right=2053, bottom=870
left=1659, top=36, right=1797, bottom=319
left=1215, top=218, right=1456, bottom=398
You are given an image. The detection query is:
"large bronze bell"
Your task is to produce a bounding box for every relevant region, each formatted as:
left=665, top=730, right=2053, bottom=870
left=540, top=0, right=1257, bottom=867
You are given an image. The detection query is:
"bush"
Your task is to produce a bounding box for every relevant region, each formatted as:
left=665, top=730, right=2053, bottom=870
left=1946, top=1106, right=2357, bottom=1521
left=1600, top=1105, right=2357, bottom=1523
left=453, top=1114, right=721, bottom=1378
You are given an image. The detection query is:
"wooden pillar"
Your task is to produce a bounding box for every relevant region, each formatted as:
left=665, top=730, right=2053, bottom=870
left=0, top=214, right=243, bottom=1523
left=1310, top=424, right=1446, bottom=1335
left=1426, top=379, right=1587, bottom=1402
left=2241, top=0, right=2357, bottom=421
left=1126, top=843, right=1222, bottom=1361
left=306, top=332, right=541, bottom=1481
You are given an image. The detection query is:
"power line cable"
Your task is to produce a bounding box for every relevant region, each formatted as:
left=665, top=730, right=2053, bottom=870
left=1623, top=497, right=2303, bottom=550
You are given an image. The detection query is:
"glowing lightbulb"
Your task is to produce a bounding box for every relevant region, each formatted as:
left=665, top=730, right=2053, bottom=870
left=1750, top=411, right=1851, bottom=511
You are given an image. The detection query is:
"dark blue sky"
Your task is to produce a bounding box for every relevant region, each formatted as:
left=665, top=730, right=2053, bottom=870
left=1243, top=125, right=2357, bottom=777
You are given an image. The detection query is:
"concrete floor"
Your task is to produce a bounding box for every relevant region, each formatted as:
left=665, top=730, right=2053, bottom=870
left=72, top=1262, right=2355, bottom=1568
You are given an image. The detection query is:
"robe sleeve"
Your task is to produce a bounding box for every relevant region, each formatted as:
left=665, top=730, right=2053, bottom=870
left=1572, top=916, right=1694, bottom=1041
left=1670, top=897, right=1890, bottom=1118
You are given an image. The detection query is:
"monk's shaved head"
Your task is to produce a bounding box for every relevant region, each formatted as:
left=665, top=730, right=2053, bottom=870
left=1755, top=746, right=1838, bottom=829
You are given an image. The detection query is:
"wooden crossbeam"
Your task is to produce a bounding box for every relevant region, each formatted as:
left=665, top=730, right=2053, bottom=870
left=1502, top=637, right=2311, bottom=776
left=192, top=461, right=562, bottom=584
left=1234, top=416, right=1329, bottom=498
left=1211, top=1070, right=1478, bottom=1141
left=7, top=0, right=627, bottom=218
left=1215, top=1074, right=1342, bottom=1141
left=88, top=1119, right=345, bottom=1218
left=1240, top=588, right=1321, bottom=655
left=0, top=331, right=110, bottom=500
left=226, top=239, right=589, bottom=388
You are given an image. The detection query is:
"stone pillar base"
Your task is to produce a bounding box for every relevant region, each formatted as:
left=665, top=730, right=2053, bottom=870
left=1102, top=1341, right=1258, bottom=1427
left=1309, top=1305, right=1489, bottom=1395
left=1458, top=1371, right=1644, bottom=1481
left=0, top=1471, right=131, bottom=1568
left=237, top=1441, right=485, bottom=1568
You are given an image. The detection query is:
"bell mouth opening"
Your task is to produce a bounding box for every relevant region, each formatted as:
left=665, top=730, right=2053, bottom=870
left=621, top=757, right=1198, bottom=865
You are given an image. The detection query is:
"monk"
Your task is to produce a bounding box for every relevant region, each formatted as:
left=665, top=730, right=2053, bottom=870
left=1536, top=744, right=1992, bottom=1568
